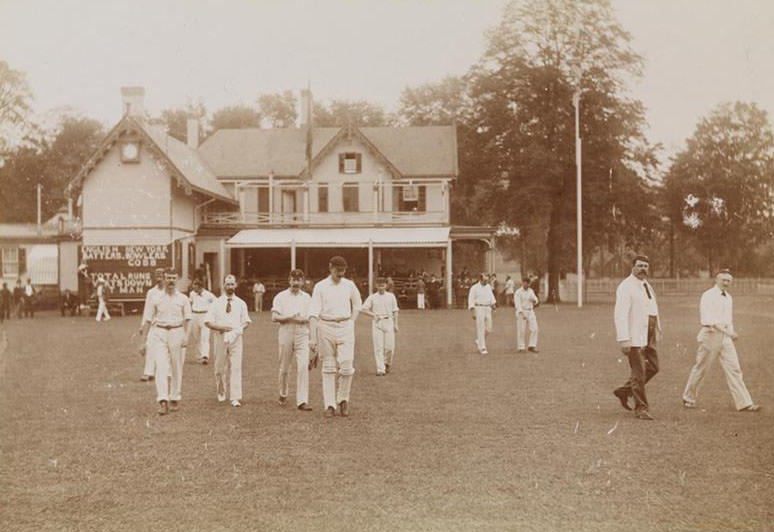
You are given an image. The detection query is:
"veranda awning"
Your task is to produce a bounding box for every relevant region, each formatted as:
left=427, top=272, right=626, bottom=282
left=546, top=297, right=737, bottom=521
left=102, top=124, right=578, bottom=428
left=226, top=227, right=451, bottom=248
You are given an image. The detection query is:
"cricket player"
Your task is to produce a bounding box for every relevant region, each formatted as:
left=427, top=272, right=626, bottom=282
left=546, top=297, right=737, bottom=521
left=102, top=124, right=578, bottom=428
left=271, top=269, right=313, bottom=411
left=189, top=278, right=216, bottom=364
left=309, top=256, right=362, bottom=418
left=138, top=268, right=166, bottom=382
left=95, top=276, right=111, bottom=322
left=143, top=270, right=191, bottom=415
left=682, top=269, right=761, bottom=412
left=468, top=273, right=496, bottom=355
left=205, top=275, right=251, bottom=407
left=514, top=277, right=539, bottom=352
left=360, top=277, right=399, bottom=376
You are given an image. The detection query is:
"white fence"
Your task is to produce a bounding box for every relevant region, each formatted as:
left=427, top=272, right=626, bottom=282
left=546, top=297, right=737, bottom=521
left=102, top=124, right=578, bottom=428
left=558, top=278, right=774, bottom=302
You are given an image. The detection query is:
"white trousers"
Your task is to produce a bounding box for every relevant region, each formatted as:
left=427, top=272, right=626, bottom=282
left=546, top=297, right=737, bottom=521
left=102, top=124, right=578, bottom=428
left=516, top=309, right=538, bottom=349
left=318, top=320, right=355, bottom=409
left=96, top=297, right=110, bottom=321
left=372, top=318, right=395, bottom=373
left=214, top=332, right=243, bottom=401
left=149, top=326, right=184, bottom=402
left=683, top=330, right=753, bottom=410
left=417, top=293, right=425, bottom=309
left=188, top=312, right=211, bottom=359
left=143, top=330, right=156, bottom=377
left=474, top=306, right=492, bottom=352
left=278, top=323, right=310, bottom=406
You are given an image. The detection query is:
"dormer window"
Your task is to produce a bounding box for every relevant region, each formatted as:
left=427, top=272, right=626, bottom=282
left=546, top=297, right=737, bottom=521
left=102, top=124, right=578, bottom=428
left=339, top=153, right=362, bottom=174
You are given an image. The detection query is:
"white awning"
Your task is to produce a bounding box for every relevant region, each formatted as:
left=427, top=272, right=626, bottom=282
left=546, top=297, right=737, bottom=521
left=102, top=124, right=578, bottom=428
left=227, top=227, right=451, bottom=248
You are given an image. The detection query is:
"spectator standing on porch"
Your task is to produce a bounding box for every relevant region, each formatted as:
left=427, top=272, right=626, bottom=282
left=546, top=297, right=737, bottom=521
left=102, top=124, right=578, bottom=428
left=252, top=279, right=265, bottom=312
left=22, top=278, right=35, bottom=318
left=416, top=276, right=426, bottom=309
left=504, top=276, right=515, bottom=307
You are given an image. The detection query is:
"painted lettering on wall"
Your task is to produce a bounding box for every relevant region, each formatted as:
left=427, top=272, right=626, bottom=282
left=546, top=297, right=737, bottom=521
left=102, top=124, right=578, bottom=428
left=80, top=245, right=170, bottom=298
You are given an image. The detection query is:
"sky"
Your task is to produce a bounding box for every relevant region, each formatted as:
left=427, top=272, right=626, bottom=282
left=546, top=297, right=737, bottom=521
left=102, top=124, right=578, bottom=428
left=1, top=0, right=773, bottom=159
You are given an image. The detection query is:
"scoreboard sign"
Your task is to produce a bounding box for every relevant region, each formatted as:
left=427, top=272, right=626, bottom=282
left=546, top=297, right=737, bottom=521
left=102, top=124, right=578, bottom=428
left=80, top=245, right=171, bottom=299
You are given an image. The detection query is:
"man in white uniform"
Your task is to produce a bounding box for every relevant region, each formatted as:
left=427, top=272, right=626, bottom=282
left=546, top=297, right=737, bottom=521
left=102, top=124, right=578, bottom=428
left=95, top=276, right=111, bottom=322
left=613, top=255, right=661, bottom=420
left=138, top=268, right=166, bottom=382
left=682, top=270, right=761, bottom=412
left=143, top=270, right=191, bottom=415
left=361, top=277, right=399, bottom=376
left=252, top=279, right=266, bottom=313
left=205, top=275, right=251, bottom=407
left=468, top=273, right=496, bottom=355
left=514, top=277, right=539, bottom=353
left=189, top=278, right=216, bottom=364
left=309, top=256, right=362, bottom=418
left=271, top=269, right=313, bottom=411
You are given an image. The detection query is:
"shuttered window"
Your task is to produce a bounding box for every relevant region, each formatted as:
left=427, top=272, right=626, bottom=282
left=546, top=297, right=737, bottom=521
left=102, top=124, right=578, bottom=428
left=339, top=153, right=362, bottom=174
left=342, top=183, right=359, bottom=212
left=318, top=183, right=329, bottom=212
left=1, top=247, right=18, bottom=277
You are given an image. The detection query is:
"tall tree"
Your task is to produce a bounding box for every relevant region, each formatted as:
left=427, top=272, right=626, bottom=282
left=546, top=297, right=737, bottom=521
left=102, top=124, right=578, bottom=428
left=0, top=60, right=34, bottom=154
left=396, top=76, right=471, bottom=126
left=313, top=99, right=387, bottom=127
left=154, top=102, right=207, bottom=142
left=210, top=104, right=261, bottom=131
left=256, top=91, right=297, bottom=128
left=663, top=102, right=774, bottom=275
left=468, top=0, right=652, bottom=300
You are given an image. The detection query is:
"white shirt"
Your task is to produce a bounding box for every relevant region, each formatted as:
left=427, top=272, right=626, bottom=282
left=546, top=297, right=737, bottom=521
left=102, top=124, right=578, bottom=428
left=96, top=284, right=105, bottom=298
left=614, top=274, right=660, bottom=347
left=362, top=291, right=399, bottom=318
left=24, top=284, right=33, bottom=297
left=272, top=288, right=311, bottom=320
left=468, top=282, right=496, bottom=309
left=142, top=284, right=165, bottom=324
left=309, top=276, right=362, bottom=320
left=149, top=290, right=192, bottom=327
left=205, top=294, right=251, bottom=332
left=189, top=289, right=216, bottom=312
left=253, top=283, right=265, bottom=294
left=514, top=286, right=538, bottom=311
left=504, top=279, right=515, bottom=295
left=699, top=285, right=735, bottom=335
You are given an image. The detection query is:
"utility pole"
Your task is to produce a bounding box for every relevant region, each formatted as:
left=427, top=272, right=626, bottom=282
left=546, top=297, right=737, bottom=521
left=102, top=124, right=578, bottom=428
left=573, top=89, right=583, bottom=308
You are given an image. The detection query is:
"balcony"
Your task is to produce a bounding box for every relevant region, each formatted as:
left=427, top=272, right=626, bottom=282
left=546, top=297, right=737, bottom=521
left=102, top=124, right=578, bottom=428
left=199, top=179, right=451, bottom=228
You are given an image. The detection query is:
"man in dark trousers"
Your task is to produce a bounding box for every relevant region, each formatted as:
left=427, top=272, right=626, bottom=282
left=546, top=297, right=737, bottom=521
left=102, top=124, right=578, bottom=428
left=1, top=282, right=11, bottom=322
left=61, top=289, right=80, bottom=317
left=22, top=278, right=35, bottom=318
left=13, top=280, right=24, bottom=318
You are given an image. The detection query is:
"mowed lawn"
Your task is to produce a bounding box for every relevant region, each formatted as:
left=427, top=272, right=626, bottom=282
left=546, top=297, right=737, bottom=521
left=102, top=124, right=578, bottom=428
left=1, top=296, right=773, bottom=532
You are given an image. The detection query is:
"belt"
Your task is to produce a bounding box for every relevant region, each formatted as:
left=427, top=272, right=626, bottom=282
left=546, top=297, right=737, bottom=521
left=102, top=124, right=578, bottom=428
left=155, top=324, right=183, bottom=330
left=192, top=310, right=207, bottom=314
left=475, top=304, right=491, bottom=307
left=320, top=316, right=350, bottom=323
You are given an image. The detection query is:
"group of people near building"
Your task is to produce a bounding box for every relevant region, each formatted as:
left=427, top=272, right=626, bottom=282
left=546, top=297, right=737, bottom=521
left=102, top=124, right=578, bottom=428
left=0, top=278, right=37, bottom=321
left=110, top=251, right=763, bottom=420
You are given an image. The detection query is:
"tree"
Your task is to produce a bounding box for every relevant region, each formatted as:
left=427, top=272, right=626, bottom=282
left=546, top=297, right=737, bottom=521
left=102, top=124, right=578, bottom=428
left=0, top=60, right=34, bottom=154
left=210, top=105, right=261, bottom=131
left=396, top=76, right=471, bottom=126
left=256, top=91, right=297, bottom=128
left=153, top=102, right=207, bottom=142
left=467, top=0, right=653, bottom=300
left=663, top=102, right=774, bottom=275
left=313, top=99, right=387, bottom=127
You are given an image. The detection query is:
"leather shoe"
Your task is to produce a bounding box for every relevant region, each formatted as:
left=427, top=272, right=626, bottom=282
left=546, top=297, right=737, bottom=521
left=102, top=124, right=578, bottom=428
left=157, top=400, right=169, bottom=416
left=635, top=410, right=654, bottom=420
left=278, top=396, right=288, bottom=406
left=613, top=389, right=632, bottom=411
left=324, top=406, right=336, bottom=418
left=682, top=400, right=696, bottom=409
left=528, top=347, right=539, bottom=353
left=297, top=403, right=313, bottom=411
left=140, top=375, right=150, bottom=382
left=338, top=400, right=349, bottom=417
left=170, top=400, right=179, bottom=411
left=385, top=364, right=391, bottom=374
left=740, top=404, right=761, bottom=412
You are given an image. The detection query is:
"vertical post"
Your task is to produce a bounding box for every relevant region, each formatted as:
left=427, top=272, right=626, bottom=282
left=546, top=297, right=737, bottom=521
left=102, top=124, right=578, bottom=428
left=36, top=183, right=42, bottom=235
left=368, top=239, right=374, bottom=295
left=373, top=181, right=379, bottom=223
left=573, top=89, right=583, bottom=308
left=446, top=239, right=453, bottom=308
left=303, top=184, right=309, bottom=224
left=268, top=174, right=274, bottom=224
left=237, top=182, right=244, bottom=222
left=219, top=239, right=226, bottom=292
left=291, top=239, right=296, bottom=270
left=238, top=248, right=245, bottom=278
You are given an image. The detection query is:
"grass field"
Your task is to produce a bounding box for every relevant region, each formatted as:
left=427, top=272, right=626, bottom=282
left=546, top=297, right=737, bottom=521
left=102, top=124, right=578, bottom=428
left=1, top=296, right=773, bottom=532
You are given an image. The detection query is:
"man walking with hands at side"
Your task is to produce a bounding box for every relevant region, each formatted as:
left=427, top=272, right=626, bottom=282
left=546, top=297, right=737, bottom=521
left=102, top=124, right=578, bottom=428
left=514, top=277, right=539, bottom=353
left=309, top=256, right=362, bottom=418
left=271, top=269, right=313, bottom=411
left=613, top=255, right=661, bottom=420
left=189, top=278, right=216, bottom=364
left=468, top=273, right=496, bottom=355
left=138, top=268, right=166, bottom=382
left=361, top=277, right=400, bottom=376
left=205, top=275, right=251, bottom=407
left=682, top=269, right=761, bottom=412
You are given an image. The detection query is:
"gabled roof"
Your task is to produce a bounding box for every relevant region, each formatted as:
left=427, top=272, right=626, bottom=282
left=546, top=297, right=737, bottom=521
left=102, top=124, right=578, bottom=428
left=67, top=116, right=236, bottom=205
left=198, top=125, right=458, bottom=179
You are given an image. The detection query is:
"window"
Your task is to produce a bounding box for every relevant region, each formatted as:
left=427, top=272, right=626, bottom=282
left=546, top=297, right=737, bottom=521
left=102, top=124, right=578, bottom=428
left=318, top=183, right=329, bottom=213
left=1, top=247, right=19, bottom=277
left=343, top=183, right=359, bottom=212
left=258, top=188, right=269, bottom=212
left=338, top=153, right=362, bottom=174
left=400, top=185, right=426, bottom=212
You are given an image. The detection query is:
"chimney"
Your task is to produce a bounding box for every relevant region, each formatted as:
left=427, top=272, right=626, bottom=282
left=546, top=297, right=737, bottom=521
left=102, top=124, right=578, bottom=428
left=299, top=88, right=311, bottom=128
left=187, top=117, right=199, bottom=149
left=121, top=86, right=145, bottom=119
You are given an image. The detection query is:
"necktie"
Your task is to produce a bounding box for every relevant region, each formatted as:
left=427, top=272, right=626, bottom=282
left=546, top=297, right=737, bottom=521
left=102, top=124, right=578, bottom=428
left=721, top=290, right=727, bottom=297
left=643, top=283, right=652, bottom=300
left=226, top=298, right=232, bottom=313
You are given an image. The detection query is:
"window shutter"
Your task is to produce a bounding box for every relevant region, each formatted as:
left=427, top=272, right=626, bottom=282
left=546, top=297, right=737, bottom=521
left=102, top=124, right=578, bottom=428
left=18, top=247, right=26, bottom=276
left=0, top=249, right=3, bottom=274
left=419, top=186, right=427, bottom=212
left=356, top=153, right=362, bottom=173
left=339, top=154, right=345, bottom=173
